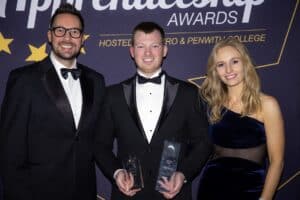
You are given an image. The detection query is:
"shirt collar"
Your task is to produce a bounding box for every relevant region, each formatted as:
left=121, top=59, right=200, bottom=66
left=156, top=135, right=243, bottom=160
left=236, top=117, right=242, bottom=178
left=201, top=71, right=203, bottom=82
left=50, top=52, right=77, bottom=72
left=137, top=68, right=162, bottom=78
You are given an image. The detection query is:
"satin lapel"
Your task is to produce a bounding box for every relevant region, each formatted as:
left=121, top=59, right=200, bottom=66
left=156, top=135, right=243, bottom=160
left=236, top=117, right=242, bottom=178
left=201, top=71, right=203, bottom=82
left=163, top=76, right=179, bottom=116
left=77, top=67, right=93, bottom=132
left=123, top=77, right=148, bottom=142
left=41, top=59, right=76, bottom=131
left=153, top=75, right=179, bottom=134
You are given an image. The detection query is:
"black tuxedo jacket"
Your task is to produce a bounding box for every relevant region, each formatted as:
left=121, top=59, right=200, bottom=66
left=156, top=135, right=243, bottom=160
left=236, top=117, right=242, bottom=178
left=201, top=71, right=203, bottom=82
left=0, top=57, right=105, bottom=200
left=95, top=74, right=212, bottom=200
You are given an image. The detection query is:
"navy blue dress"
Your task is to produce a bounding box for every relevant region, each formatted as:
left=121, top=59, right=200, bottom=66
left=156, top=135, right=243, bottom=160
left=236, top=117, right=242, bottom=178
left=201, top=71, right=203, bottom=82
left=197, top=109, right=266, bottom=200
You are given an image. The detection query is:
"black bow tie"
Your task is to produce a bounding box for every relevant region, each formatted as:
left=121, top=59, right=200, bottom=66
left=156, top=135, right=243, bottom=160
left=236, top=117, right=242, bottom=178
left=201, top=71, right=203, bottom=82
left=137, top=72, right=164, bottom=84
left=60, top=68, right=82, bottom=80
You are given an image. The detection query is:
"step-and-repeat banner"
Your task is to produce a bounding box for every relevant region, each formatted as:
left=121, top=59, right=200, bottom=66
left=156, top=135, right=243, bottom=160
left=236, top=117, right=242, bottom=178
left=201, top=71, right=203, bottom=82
left=0, top=0, right=299, bottom=199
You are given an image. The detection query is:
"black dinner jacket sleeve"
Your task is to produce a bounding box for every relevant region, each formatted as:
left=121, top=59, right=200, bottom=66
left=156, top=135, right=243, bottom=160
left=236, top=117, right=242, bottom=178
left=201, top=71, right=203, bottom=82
left=0, top=65, right=38, bottom=199
left=175, top=81, right=213, bottom=181
left=94, top=83, right=125, bottom=183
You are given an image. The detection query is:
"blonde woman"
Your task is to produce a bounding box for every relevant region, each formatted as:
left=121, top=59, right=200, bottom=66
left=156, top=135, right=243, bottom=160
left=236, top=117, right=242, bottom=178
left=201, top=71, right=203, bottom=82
left=197, top=38, right=284, bottom=200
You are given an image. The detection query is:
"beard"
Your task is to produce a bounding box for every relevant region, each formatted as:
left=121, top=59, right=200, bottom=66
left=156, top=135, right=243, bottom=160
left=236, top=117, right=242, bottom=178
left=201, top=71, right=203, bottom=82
left=54, top=49, right=79, bottom=60
left=50, top=41, right=81, bottom=61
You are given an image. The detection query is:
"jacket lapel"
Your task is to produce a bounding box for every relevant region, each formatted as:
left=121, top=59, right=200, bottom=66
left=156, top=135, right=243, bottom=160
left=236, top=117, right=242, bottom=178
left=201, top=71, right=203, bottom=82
left=76, top=65, right=93, bottom=132
left=41, top=58, right=76, bottom=132
left=122, top=74, right=179, bottom=143
left=162, top=75, right=179, bottom=119
left=152, top=74, right=179, bottom=137
left=123, top=77, right=148, bottom=143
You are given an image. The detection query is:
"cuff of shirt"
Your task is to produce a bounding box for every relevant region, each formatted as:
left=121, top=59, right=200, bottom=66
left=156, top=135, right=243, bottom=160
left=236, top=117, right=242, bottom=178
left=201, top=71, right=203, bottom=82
left=113, top=169, right=126, bottom=180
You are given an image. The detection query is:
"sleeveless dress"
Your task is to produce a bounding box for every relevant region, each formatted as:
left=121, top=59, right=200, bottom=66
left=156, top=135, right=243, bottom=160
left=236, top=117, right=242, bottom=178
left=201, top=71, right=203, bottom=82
left=197, top=108, right=266, bottom=200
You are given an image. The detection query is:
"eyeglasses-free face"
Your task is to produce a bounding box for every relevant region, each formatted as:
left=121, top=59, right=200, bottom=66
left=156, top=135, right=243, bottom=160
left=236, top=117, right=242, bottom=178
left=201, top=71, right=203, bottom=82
left=129, top=30, right=168, bottom=76
left=49, top=26, right=83, bottom=38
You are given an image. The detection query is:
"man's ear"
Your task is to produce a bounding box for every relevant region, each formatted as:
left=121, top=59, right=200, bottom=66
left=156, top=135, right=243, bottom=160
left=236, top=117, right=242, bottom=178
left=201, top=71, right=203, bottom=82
left=47, top=30, right=52, bottom=43
left=129, top=46, right=135, bottom=58
left=163, top=45, right=168, bottom=58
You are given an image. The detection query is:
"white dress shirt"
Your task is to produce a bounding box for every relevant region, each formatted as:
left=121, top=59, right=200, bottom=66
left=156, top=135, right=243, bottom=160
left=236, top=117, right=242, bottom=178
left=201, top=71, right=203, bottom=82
left=136, top=68, right=165, bottom=143
left=50, top=52, right=83, bottom=129
left=113, top=69, right=165, bottom=178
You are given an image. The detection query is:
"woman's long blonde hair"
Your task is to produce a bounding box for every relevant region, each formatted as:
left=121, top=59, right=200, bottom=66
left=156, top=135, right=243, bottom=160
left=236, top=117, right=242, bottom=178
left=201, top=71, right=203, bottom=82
left=201, top=37, right=261, bottom=123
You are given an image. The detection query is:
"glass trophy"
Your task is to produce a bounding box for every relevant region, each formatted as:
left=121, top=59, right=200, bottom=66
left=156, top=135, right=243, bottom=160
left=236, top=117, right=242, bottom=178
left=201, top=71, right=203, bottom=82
left=155, top=140, right=181, bottom=192
left=123, top=155, right=144, bottom=189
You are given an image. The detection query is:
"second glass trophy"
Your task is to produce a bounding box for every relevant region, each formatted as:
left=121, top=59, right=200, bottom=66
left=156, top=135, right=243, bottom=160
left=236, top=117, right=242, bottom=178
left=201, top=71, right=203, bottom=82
left=155, top=140, right=181, bottom=192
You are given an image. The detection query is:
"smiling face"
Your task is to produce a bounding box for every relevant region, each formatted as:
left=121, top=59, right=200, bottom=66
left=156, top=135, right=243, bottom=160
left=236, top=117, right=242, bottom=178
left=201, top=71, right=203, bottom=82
left=130, top=30, right=168, bottom=77
left=214, top=45, right=245, bottom=89
left=47, top=13, right=83, bottom=67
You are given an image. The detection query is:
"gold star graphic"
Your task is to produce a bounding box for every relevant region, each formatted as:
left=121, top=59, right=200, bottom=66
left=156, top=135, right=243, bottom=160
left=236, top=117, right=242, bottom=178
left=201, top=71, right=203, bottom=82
left=26, top=43, right=48, bottom=62
left=0, top=32, right=14, bottom=54
left=80, top=34, right=89, bottom=54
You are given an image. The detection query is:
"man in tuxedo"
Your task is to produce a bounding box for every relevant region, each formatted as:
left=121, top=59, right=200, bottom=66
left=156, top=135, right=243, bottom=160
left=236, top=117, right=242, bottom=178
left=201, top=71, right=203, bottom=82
left=95, top=22, right=212, bottom=200
left=0, top=3, right=105, bottom=200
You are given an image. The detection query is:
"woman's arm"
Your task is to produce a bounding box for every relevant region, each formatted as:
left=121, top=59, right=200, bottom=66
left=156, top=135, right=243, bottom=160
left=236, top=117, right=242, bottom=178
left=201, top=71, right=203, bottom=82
left=260, top=94, right=285, bottom=200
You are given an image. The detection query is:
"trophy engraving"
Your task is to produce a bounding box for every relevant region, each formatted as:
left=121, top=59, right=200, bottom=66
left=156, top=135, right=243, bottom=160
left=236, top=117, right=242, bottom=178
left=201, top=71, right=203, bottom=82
left=155, top=140, right=181, bottom=192
left=123, top=155, right=144, bottom=189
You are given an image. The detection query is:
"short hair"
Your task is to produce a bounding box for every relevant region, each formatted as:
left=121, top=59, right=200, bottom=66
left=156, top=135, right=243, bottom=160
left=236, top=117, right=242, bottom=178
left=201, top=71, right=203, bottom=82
left=50, top=3, right=84, bottom=31
left=131, top=21, right=165, bottom=45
